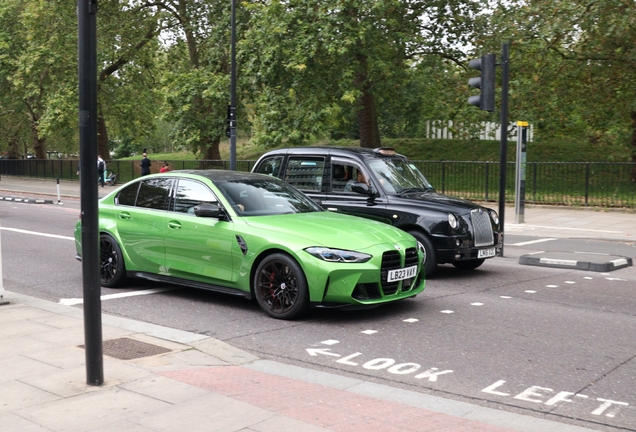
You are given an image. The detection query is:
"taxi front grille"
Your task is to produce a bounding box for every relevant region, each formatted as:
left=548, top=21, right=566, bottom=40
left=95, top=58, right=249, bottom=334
left=471, top=209, right=494, bottom=247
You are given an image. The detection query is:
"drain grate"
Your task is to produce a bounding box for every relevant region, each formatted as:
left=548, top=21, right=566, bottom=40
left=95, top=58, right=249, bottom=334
left=79, top=338, right=172, bottom=360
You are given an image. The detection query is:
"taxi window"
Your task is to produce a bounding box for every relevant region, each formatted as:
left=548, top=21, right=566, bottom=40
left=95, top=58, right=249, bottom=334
left=283, top=157, right=325, bottom=191
left=254, top=156, right=284, bottom=178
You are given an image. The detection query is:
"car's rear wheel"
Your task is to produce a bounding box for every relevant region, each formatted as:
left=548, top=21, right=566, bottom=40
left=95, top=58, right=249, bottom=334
left=254, top=253, right=309, bottom=320
left=452, top=259, right=485, bottom=270
left=100, top=234, right=127, bottom=288
left=408, top=230, right=437, bottom=277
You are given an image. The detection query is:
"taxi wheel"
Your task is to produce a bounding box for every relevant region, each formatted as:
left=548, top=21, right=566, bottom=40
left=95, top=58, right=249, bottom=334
left=254, top=253, right=309, bottom=320
left=408, top=230, right=437, bottom=277
left=452, top=259, right=485, bottom=270
left=100, top=234, right=127, bottom=288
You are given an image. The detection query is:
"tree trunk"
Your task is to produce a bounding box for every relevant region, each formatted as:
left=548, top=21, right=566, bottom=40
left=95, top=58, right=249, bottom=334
left=354, top=55, right=381, bottom=149
left=357, top=88, right=381, bottom=149
left=30, top=120, right=46, bottom=159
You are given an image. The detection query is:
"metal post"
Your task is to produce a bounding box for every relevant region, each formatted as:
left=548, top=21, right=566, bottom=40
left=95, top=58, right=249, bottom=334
left=229, top=0, right=237, bottom=171
left=498, top=43, right=510, bottom=257
left=78, top=0, right=103, bottom=386
left=515, top=121, right=528, bottom=223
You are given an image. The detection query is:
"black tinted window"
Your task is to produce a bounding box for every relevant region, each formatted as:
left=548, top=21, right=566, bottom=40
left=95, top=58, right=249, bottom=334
left=136, top=178, right=173, bottom=210
left=116, top=182, right=140, bottom=206
left=173, top=179, right=217, bottom=214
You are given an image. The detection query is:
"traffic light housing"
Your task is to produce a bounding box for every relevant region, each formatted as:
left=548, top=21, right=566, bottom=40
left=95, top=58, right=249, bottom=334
left=468, top=54, right=496, bottom=112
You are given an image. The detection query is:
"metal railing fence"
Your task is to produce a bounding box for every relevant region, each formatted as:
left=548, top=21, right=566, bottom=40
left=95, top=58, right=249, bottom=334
left=1, top=159, right=634, bottom=208
left=414, top=161, right=636, bottom=208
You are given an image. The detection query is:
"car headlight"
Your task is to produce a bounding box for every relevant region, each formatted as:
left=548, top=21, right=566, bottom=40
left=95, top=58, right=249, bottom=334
left=489, top=210, right=499, bottom=225
left=448, top=213, right=458, bottom=229
left=304, top=247, right=372, bottom=263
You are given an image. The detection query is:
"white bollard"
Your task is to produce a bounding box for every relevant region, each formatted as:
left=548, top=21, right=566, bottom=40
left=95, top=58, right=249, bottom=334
left=0, top=219, right=6, bottom=304
left=57, top=177, right=62, bottom=205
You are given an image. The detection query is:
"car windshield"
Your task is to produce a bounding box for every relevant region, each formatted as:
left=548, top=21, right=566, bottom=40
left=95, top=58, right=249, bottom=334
left=216, top=177, right=324, bottom=216
left=367, top=158, right=435, bottom=194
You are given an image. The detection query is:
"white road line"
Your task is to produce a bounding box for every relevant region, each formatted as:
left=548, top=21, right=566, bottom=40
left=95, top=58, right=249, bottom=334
left=0, top=226, right=74, bottom=241
left=508, top=224, right=621, bottom=233
left=508, top=238, right=557, bottom=246
left=59, top=288, right=175, bottom=306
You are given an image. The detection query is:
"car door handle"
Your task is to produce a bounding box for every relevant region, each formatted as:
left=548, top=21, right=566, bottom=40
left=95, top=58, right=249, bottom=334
left=118, top=212, right=131, bottom=220
left=168, top=221, right=181, bottom=230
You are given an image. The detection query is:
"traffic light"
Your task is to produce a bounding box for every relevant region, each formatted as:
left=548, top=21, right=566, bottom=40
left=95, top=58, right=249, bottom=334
left=467, top=53, right=496, bottom=112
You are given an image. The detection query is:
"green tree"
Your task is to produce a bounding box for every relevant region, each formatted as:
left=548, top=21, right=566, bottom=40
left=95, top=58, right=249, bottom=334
left=155, top=0, right=233, bottom=160
left=243, top=0, right=483, bottom=148
left=479, top=0, right=636, bottom=175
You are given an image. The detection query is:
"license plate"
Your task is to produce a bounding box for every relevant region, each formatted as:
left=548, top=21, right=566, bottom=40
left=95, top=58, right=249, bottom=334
left=478, top=248, right=496, bottom=258
left=387, top=265, right=418, bottom=282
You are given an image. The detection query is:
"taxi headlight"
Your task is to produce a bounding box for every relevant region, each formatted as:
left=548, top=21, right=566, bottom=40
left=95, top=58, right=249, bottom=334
left=305, top=247, right=372, bottom=263
left=448, top=213, right=458, bottom=229
left=489, top=210, right=500, bottom=225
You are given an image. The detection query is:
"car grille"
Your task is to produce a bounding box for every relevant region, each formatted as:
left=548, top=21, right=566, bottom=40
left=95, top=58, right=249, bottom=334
left=380, top=247, right=418, bottom=295
left=471, top=209, right=494, bottom=247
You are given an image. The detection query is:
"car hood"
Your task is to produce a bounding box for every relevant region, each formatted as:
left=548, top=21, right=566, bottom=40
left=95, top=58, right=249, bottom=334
left=388, top=191, right=488, bottom=213
left=242, top=212, right=413, bottom=249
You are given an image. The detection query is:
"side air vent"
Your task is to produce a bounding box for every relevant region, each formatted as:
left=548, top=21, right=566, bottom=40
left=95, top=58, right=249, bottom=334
left=236, top=235, right=248, bottom=256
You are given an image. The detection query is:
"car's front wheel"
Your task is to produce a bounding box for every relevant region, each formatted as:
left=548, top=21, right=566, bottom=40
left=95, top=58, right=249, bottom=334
left=254, top=253, right=309, bottom=320
left=100, top=234, right=127, bottom=288
left=408, top=230, right=437, bottom=277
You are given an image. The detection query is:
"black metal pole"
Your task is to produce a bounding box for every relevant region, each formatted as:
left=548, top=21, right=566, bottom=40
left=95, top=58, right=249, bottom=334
left=229, top=0, right=237, bottom=171
left=78, top=0, right=103, bottom=386
left=498, top=43, right=509, bottom=257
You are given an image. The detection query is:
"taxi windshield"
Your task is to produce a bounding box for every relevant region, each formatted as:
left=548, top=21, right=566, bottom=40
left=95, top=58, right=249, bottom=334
left=367, top=158, right=435, bottom=194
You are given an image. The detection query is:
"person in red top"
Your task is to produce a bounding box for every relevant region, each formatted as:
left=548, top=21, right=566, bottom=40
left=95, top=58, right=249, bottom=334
left=160, top=161, right=170, bottom=173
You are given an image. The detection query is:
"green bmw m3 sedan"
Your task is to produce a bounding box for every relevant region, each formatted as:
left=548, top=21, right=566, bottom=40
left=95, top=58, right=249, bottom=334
left=74, top=170, right=425, bottom=319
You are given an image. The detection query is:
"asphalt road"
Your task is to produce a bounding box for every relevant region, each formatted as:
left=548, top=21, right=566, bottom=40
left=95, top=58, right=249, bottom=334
left=2, top=196, right=635, bottom=432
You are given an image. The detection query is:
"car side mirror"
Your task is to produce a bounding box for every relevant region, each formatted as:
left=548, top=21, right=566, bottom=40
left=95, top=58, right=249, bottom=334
left=193, top=203, right=228, bottom=220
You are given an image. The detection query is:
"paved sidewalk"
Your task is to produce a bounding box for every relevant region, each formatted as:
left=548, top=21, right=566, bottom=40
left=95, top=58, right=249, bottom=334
left=1, top=291, right=599, bottom=432
left=0, top=176, right=632, bottom=431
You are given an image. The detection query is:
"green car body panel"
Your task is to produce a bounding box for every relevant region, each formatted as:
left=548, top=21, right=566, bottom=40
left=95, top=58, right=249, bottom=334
left=74, top=170, right=426, bottom=318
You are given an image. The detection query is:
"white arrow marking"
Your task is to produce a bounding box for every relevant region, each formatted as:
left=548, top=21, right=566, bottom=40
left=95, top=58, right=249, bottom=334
left=306, top=348, right=341, bottom=357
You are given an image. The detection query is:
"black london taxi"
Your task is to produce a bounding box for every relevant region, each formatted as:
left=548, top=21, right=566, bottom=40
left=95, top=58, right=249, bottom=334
left=252, top=146, right=502, bottom=276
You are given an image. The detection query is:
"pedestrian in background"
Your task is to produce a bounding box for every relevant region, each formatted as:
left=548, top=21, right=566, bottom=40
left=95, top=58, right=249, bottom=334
left=140, top=152, right=151, bottom=176
left=97, top=155, right=106, bottom=187
left=160, top=161, right=170, bottom=173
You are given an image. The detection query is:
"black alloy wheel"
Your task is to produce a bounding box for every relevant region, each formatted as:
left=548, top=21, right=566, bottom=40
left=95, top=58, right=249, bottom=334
left=100, top=234, right=127, bottom=288
left=254, top=253, right=309, bottom=320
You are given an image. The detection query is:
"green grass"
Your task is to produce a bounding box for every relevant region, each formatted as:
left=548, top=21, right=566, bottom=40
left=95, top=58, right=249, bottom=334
left=118, top=136, right=631, bottom=163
